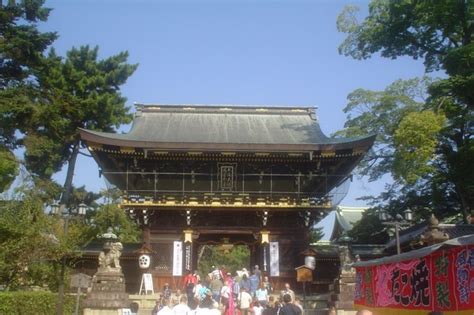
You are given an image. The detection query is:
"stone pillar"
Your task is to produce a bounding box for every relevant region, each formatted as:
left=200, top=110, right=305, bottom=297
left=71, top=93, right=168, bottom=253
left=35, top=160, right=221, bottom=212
left=331, top=271, right=356, bottom=314
left=329, top=245, right=357, bottom=314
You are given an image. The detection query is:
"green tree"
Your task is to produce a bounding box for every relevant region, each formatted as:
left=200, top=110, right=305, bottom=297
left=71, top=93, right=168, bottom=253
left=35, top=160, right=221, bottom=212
left=23, top=46, right=137, bottom=207
left=0, top=149, right=18, bottom=192
left=337, top=0, right=473, bottom=222
left=393, top=110, right=445, bottom=184
left=0, top=0, right=56, bottom=88
left=197, top=245, right=250, bottom=276
left=0, top=0, right=57, bottom=192
left=0, top=189, right=62, bottom=290
left=309, top=226, right=324, bottom=243
left=347, top=208, right=388, bottom=244
left=334, top=77, right=433, bottom=181
left=84, top=203, right=141, bottom=244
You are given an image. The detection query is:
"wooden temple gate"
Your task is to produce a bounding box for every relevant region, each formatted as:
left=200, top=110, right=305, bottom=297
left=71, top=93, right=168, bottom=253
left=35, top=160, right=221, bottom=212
left=80, top=104, right=374, bottom=293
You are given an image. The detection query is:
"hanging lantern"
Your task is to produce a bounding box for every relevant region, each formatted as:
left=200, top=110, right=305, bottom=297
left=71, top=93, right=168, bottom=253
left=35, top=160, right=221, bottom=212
left=300, top=248, right=317, bottom=270
left=138, top=254, right=151, bottom=269
left=261, top=230, right=270, bottom=244
left=304, top=256, right=316, bottom=270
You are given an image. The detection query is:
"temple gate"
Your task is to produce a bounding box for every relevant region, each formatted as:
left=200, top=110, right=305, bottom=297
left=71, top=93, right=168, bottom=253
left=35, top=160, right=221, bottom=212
left=80, top=105, right=374, bottom=292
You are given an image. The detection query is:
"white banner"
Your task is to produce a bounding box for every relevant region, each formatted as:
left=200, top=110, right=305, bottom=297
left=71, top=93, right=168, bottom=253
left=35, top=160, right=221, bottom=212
left=173, top=241, right=183, bottom=276
left=269, top=241, right=279, bottom=277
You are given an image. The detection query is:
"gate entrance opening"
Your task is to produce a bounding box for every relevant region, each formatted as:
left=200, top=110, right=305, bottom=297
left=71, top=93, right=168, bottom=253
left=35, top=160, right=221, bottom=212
left=197, top=243, right=250, bottom=276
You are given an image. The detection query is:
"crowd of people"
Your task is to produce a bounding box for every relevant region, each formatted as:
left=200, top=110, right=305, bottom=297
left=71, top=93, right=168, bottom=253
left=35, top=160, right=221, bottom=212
left=151, top=265, right=303, bottom=315
left=146, top=265, right=450, bottom=315
left=147, top=265, right=445, bottom=315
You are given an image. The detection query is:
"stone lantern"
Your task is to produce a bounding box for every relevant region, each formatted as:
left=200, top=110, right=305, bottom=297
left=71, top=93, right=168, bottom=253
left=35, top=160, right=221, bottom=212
left=83, top=228, right=130, bottom=314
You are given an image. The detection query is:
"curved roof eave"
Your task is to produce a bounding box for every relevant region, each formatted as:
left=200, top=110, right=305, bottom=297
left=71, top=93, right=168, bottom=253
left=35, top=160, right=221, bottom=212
left=79, top=128, right=376, bottom=153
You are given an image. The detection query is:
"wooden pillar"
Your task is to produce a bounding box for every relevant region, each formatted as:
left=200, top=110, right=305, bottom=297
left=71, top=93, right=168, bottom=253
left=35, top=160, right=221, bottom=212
left=250, top=243, right=258, bottom=269
left=142, top=209, right=151, bottom=247
left=143, top=225, right=151, bottom=247
left=261, top=231, right=270, bottom=274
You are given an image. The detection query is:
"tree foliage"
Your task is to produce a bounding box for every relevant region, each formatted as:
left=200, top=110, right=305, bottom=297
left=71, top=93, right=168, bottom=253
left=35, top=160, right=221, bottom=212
left=1, top=1, right=137, bottom=199
left=347, top=208, right=389, bottom=244
left=337, top=0, right=473, bottom=224
left=0, top=291, right=77, bottom=315
left=0, top=0, right=56, bottom=192
left=197, top=245, right=250, bottom=276
left=0, top=1, right=141, bottom=292
left=337, top=0, right=473, bottom=71
left=0, top=148, right=18, bottom=192
left=0, top=181, right=141, bottom=290
left=0, top=0, right=56, bottom=88
left=309, top=226, right=324, bottom=243
left=23, top=46, right=137, bottom=208
left=0, top=191, right=61, bottom=290
left=334, top=77, right=435, bottom=183
left=84, top=203, right=141, bottom=244
left=393, top=110, right=445, bottom=184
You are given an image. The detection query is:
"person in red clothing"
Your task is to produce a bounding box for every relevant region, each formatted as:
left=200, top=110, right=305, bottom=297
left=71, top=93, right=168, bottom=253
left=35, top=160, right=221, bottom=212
left=183, top=270, right=197, bottom=308
left=183, top=270, right=197, bottom=287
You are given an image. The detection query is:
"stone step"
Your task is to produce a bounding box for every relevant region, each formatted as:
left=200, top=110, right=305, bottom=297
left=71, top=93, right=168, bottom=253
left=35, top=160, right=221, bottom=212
left=304, top=310, right=332, bottom=315
left=131, top=294, right=332, bottom=314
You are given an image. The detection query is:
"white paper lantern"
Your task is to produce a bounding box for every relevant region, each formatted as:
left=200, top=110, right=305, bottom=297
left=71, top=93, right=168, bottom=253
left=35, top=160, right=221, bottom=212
left=304, top=256, right=316, bottom=270
left=138, top=254, right=151, bottom=269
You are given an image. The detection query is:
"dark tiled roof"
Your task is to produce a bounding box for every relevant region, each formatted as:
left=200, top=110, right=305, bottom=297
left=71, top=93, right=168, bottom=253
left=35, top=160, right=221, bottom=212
left=356, top=235, right=474, bottom=267
left=311, top=244, right=340, bottom=257
left=351, top=244, right=385, bottom=258
left=310, top=244, right=385, bottom=259
left=443, top=224, right=474, bottom=238
left=80, top=105, right=375, bottom=151
left=385, top=223, right=474, bottom=250
left=330, top=206, right=367, bottom=241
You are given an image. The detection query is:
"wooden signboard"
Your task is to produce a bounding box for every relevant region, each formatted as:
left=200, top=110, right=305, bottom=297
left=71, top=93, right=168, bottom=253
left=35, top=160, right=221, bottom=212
left=70, top=273, right=91, bottom=289
left=295, top=265, right=313, bottom=282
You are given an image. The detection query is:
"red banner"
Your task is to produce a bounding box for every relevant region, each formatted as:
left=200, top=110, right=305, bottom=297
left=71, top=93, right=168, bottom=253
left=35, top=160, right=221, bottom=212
left=354, top=245, right=474, bottom=314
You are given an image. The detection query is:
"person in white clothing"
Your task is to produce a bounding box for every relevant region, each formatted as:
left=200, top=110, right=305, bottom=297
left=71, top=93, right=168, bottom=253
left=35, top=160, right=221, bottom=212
left=209, top=302, right=221, bottom=315
left=158, top=298, right=173, bottom=315
left=195, top=306, right=211, bottom=315
left=173, top=296, right=191, bottom=315
left=220, top=282, right=231, bottom=305
left=237, top=288, right=253, bottom=315
left=252, top=301, right=264, bottom=315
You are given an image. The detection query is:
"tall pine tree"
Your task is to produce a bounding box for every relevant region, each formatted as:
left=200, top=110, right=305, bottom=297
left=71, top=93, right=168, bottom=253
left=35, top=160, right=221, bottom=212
left=24, top=46, right=138, bottom=207
left=0, top=0, right=57, bottom=192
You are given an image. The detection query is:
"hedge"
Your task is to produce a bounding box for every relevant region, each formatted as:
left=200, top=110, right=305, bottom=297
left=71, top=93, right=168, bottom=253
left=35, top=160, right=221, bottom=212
left=0, top=291, right=77, bottom=315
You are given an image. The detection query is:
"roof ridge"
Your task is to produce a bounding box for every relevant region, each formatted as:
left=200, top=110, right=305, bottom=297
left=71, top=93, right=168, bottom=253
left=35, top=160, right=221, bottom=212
left=135, top=103, right=318, bottom=109
left=134, top=103, right=318, bottom=117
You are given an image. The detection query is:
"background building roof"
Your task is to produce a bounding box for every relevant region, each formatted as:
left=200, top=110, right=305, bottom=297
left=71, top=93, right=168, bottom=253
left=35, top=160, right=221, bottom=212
left=385, top=222, right=474, bottom=252
left=330, top=206, right=368, bottom=242
left=355, top=235, right=474, bottom=267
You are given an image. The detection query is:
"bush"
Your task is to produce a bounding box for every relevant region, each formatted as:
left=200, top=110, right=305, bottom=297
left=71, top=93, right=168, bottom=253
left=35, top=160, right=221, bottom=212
left=0, top=291, right=77, bottom=315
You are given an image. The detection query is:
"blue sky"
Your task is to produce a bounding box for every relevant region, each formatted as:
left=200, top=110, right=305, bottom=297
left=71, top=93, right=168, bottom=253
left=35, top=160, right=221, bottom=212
left=40, top=0, right=427, bottom=238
